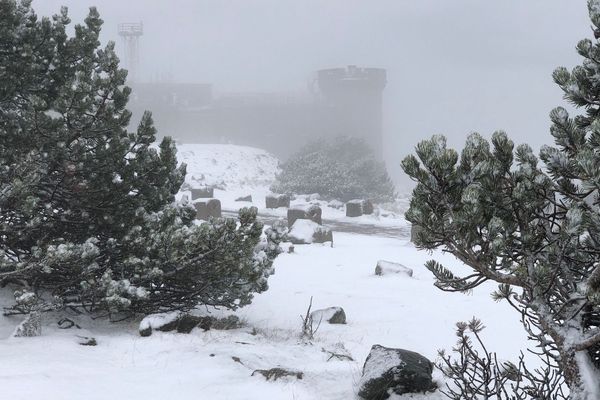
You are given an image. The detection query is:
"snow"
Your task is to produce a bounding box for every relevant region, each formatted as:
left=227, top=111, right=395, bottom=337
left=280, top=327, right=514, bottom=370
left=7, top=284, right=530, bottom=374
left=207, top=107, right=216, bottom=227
left=0, top=144, right=535, bottom=399
left=138, top=312, right=182, bottom=332
left=288, top=219, right=320, bottom=244
left=0, top=232, right=530, bottom=400
left=574, top=351, right=600, bottom=399
left=176, top=143, right=410, bottom=228
left=177, top=144, right=280, bottom=190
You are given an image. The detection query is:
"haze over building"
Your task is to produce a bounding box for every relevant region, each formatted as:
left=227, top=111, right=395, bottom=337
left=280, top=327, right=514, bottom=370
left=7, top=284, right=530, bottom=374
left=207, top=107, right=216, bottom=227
left=128, top=65, right=387, bottom=159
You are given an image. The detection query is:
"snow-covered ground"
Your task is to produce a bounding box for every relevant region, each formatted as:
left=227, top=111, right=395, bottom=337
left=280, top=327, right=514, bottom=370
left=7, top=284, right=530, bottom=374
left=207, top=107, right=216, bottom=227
left=0, top=233, right=528, bottom=400
left=176, top=144, right=410, bottom=227
left=0, top=144, right=530, bottom=399
left=177, top=144, right=280, bottom=190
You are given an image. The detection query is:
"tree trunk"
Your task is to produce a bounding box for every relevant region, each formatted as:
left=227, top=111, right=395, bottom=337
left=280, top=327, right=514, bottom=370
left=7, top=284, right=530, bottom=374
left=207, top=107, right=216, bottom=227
left=561, top=348, right=600, bottom=400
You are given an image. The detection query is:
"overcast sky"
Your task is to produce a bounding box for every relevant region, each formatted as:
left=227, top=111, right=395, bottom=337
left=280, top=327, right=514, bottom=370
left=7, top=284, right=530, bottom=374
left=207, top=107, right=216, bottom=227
left=33, top=0, right=592, bottom=188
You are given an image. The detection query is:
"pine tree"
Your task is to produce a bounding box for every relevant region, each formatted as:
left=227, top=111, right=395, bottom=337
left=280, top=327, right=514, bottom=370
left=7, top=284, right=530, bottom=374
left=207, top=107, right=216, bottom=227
left=272, top=136, right=396, bottom=202
left=402, top=2, right=600, bottom=398
left=0, top=1, right=281, bottom=318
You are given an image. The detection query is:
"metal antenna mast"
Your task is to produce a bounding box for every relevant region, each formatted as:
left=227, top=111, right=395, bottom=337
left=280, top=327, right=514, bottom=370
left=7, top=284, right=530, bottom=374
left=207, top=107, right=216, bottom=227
left=118, top=22, right=143, bottom=83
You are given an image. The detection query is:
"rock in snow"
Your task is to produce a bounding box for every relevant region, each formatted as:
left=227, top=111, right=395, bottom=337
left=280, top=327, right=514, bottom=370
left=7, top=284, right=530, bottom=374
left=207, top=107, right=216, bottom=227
left=358, top=345, right=435, bottom=399
left=310, top=307, right=346, bottom=325
left=375, top=260, right=413, bottom=277
left=361, top=199, right=374, bottom=215
left=312, top=225, right=333, bottom=244
left=195, top=199, right=222, bottom=220
left=346, top=200, right=363, bottom=217
left=288, top=219, right=333, bottom=244
left=139, top=312, right=181, bottom=336
left=265, top=194, right=290, bottom=209
left=346, top=199, right=374, bottom=217
left=287, top=204, right=322, bottom=228
left=235, top=195, right=252, bottom=202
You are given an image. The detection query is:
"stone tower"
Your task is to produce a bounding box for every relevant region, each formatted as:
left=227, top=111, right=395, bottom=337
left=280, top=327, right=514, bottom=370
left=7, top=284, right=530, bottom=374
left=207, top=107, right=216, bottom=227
left=316, top=65, right=387, bottom=158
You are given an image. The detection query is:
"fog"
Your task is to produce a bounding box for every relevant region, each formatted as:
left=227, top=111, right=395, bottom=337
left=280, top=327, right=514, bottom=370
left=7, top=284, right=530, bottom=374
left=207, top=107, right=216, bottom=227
left=34, top=0, right=591, bottom=190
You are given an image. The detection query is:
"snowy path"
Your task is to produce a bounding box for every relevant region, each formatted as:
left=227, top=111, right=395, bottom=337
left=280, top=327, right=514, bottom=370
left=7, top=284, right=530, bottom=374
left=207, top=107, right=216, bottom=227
left=222, top=209, right=411, bottom=238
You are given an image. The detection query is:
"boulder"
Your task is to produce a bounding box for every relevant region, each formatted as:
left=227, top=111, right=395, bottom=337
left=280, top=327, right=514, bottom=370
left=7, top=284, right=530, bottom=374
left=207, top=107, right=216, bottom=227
left=287, top=205, right=322, bottom=228
left=265, top=194, right=290, bottom=209
left=207, top=199, right=222, bottom=217
left=78, top=337, right=98, bottom=346
left=235, top=195, right=253, bottom=202
left=362, top=199, right=374, bottom=215
left=288, top=220, right=333, bottom=244
left=12, top=311, right=42, bottom=337
left=195, top=199, right=222, bottom=220
left=287, top=208, right=307, bottom=228
left=346, top=200, right=363, bottom=217
left=358, top=345, right=435, bottom=399
left=313, top=225, right=333, bottom=244
left=346, top=199, right=374, bottom=217
left=191, top=186, right=214, bottom=199
left=310, top=307, right=346, bottom=325
left=306, top=204, right=322, bottom=225
left=375, top=260, right=413, bottom=277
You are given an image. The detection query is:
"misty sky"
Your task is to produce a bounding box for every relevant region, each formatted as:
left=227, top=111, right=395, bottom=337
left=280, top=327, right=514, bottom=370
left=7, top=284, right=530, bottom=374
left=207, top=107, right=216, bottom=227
left=33, top=0, right=592, bottom=188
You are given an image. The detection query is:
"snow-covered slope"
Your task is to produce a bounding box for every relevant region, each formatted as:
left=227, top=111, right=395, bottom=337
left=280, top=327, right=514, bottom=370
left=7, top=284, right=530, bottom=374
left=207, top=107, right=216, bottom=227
left=177, top=144, right=280, bottom=190
left=0, top=233, right=529, bottom=400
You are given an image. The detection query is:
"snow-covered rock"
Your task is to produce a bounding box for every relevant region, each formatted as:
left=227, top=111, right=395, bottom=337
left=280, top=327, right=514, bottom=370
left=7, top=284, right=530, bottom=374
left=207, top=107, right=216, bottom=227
left=346, top=199, right=374, bottom=217
left=279, top=242, right=295, bottom=254
left=362, top=200, right=374, bottom=215
left=288, top=220, right=333, bottom=244
left=287, top=204, right=322, bottom=228
left=195, top=199, right=222, bottom=220
left=375, top=260, right=413, bottom=277
left=310, top=307, right=346, bottom=325
left=358, top=345, right=435, bottom=399
left=139, top=312, right=182, bottom=336
left=266, top=194, right=290, bottom=209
